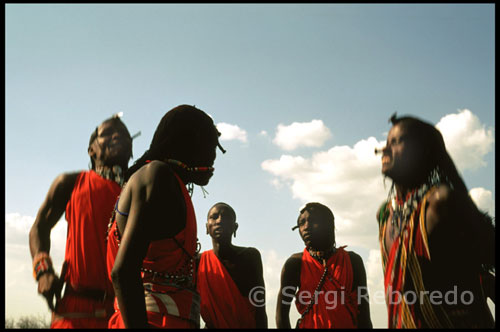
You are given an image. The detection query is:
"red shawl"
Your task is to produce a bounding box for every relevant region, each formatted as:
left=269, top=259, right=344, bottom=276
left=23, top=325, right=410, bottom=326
left=197, top=250, right=256, bottom=328
left=107, top=171, right=199, bottom=328
left=295, top=246, right=358, bottom=328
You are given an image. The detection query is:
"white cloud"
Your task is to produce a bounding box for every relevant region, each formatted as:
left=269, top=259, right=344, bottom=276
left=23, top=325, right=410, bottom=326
left=5, top=213, right=67, bottom=321
left=216, top=122, right=248, bottom=143
left=262, top=136, right=386, bottom=248
left=436, top=109, right=494, bottom=172
left=259, top=130, right=268, bottom=137
left=273, top=120, right=332, bottom=151
left=470, top=187, right=495, bottom=217
left=261, top=249, right=300, bottom=328
left=365, top=249, right=388, bottom=328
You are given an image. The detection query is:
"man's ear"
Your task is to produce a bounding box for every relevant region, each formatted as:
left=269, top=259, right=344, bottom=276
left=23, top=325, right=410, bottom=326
left=88, top=145, right=95, bottom=158
left=206, top=223, right=209, bottom=235
left=233, top=222, right=239, bottom=237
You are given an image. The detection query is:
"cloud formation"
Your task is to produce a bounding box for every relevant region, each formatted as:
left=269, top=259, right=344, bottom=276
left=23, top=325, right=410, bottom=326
left=262, top=110, right=494, bottom=250
left=262, top=136, right=386, bottom=249
left=470, top=187, right=495, bottom=217
left=261, top=109, right=494, bottom=327
left=436, top=109, right=494, bottom=172
left=6, top=213, right=68, bottom=320
left=273, top=120, right=332, bottom=151
left=216, top=122, right=248, bottom=143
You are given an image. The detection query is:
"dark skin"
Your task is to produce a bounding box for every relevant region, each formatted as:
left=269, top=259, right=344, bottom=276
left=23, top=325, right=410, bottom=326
left=29, top=119, right=132, bottom=311
left=276, top=210, right=372, bottom=329
left=378, top=122, right=494, bottom=325
left=202, top=203, right=268, bottom=328
left=110, top=140, right=217, bottom=329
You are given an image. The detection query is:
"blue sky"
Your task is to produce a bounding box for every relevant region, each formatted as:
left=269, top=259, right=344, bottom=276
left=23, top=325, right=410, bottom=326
left=6, top=4, right=495, bottom=327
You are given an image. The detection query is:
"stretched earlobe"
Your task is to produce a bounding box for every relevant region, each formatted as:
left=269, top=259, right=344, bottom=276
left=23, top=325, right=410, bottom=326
left=233, top=222, right=239, bottom=238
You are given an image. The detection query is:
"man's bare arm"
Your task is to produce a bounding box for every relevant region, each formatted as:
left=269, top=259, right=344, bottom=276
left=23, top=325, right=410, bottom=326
left=276, top=254, right=301, bottom=329
left=29, top=172, right=79, bottom=310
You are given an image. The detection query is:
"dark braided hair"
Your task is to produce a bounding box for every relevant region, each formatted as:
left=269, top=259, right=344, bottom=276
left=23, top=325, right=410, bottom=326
left=389, top=113, right=495, bottom=273
left=297, top=202, right=336, bottom=246
left=125, top=105, right=221, bottom=181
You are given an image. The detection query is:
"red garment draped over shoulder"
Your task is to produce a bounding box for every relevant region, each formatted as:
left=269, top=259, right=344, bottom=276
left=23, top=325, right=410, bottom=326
left=197, top=250, right=256, bottom=328
left=51, top=170, right=120, bottom=328
left=295, top=246, right=358, bottom=329
left=106, top=171, right=199, bottom=329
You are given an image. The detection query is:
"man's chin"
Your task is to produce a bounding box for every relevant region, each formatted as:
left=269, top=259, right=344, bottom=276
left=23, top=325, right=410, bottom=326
left=193, top=173, right=213, bottom=186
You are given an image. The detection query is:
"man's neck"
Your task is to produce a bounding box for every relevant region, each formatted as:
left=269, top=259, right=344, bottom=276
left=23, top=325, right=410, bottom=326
left=394, top=178, right=425, bottom=200
left=94, top=164, right=126, bottom=185
left=308, top=244, right=336, bottom=260
left=212, top=239, right=235, bottom=259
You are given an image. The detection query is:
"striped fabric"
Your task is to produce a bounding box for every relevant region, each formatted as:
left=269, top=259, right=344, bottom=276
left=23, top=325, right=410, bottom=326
left=378, top=186, right=453, bottom=328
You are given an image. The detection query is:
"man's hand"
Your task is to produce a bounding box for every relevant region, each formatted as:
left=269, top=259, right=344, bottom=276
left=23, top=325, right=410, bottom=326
left=37, top=272, right=63, bottom=311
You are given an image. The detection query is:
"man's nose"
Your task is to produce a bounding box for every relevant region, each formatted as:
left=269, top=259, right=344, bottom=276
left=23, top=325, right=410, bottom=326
left=303, top=220, right=312, bottom=230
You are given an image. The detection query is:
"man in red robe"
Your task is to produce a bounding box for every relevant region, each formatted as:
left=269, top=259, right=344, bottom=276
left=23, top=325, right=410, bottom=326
left=276, top=202, right=372, bottom=329
left=197, top=202, right=268, bottom=328
left=376, top=114, right=495, bottom=328
left=29, top=115, right=133, bottom=328
left=106, top=105, right=224, bottom=328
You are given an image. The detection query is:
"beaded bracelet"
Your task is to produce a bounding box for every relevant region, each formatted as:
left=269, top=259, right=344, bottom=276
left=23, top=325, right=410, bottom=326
left=32, top=252, right=54, bottom=281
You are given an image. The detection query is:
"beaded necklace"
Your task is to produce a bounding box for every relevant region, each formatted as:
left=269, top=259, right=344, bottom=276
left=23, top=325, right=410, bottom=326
left=296, top=249, right=330, bottom=328
left=95, top=165, right=125, bottom=186
left=307, top=246, right=336, bottom=262
left=165, top=159, right=213, bottom=197
left=166, top=159, right=214, bottom=172
left=388, top=166, right=452, bottom=233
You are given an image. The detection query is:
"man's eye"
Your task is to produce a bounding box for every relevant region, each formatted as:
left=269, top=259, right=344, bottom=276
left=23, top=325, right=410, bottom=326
left=99, top=130, right=112, bottom=137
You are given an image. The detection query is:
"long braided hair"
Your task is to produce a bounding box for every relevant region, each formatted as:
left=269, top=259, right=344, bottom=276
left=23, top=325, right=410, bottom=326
left=389, top=114, right=495, bottom=274
left=125, top=105, right=221, bottom=182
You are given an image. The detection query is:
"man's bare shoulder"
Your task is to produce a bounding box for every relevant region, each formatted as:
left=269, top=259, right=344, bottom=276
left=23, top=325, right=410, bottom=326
left=426, top=183, right=454, bottom=208
left=346, top=250, right=366, bottom=274
left=48, top=171, right=82, bottom=196
left=346, top=250, right=363, bottom=263
left=425, top=183, right=457, bottom=233
left=54, top=171, right=81, bottom=186
left=284, top=252, right=303, bottom=269
left=236, top=246, right=261, bottom=258
left=127, top=161, right=176, bottom=192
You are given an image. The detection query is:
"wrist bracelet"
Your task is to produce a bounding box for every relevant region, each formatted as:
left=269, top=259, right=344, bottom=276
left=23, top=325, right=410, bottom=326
left=33, top=252, right=54, bottom=281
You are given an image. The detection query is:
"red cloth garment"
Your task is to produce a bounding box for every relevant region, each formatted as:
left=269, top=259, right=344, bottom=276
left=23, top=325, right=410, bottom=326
left=51, top=170, right=120, bottom=328
left=295, top=246, right=358, bottom=329
left=107, top=171, right=200, bottom=329
left=197, top=250, right=256, bottom=328
left=378, top=186, right=494, bottom=328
